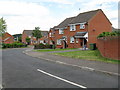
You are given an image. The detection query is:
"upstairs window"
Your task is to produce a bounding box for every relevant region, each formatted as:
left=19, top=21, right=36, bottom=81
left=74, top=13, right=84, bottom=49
left=70, top=25, right=76, bottom=31
left=80, top=23, right=85, bottom=29
left=70, top=37, right=74, bottom=43
left=59, top=29, right=64, bottom=34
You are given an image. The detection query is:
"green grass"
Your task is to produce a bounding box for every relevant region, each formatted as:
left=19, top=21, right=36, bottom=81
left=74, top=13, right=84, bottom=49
left=52, top=50, right=120, bottom=64
left=34, top=48, right=77, bottom=52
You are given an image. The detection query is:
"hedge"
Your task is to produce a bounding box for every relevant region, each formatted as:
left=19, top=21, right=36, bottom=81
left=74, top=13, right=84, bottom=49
left=34, top=43, right=55, bottom=49
left=2, top=42, right=27, bottom=48
left=97, top=31, right=120, bottom=38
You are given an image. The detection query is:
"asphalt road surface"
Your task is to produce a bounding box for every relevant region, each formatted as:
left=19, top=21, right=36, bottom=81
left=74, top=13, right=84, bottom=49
left=2, top=48, right=118, bottom=88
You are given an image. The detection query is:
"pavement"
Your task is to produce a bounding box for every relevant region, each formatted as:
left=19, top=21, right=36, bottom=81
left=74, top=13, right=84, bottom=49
left=24, top=48, right=119, bottom=76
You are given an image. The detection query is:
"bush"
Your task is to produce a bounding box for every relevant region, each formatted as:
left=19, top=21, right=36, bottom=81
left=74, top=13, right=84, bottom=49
left=45, top=44, right=51, bottom=49
left=97, top=31, right=120, bottom=38
left=34, top=43, right=53, bottom=49
left=2, top=42, right=27, bottom=48
left=34, top=43, right=45, bottom=49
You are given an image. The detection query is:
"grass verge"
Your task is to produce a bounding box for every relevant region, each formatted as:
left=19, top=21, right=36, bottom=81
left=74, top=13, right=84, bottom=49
left=34, top=48, right=77, bottom=52
left=52, top=50, right=120, bottom=64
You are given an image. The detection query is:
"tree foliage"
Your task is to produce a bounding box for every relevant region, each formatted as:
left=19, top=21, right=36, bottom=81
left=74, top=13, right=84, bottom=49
left=26, top=37, right=31, bottom=44
left=0, top=17, right=7, bottom=36
left=97, top=31, right=120, bottom=38
left=32, top=27, right=42, bottom=44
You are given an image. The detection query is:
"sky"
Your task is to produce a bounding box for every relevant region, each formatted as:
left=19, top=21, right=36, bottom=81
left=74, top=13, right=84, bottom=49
left=0, top=0, right=119, bottom=35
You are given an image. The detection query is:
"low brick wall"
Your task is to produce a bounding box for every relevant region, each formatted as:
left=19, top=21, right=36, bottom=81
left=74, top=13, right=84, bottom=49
left=97, top=36, right=120, bottom=60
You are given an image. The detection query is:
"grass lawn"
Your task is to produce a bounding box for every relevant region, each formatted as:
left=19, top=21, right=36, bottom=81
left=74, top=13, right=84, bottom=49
left=34, top=48, right=77, bottom=52
left=52, top=50, right=120, bottom=64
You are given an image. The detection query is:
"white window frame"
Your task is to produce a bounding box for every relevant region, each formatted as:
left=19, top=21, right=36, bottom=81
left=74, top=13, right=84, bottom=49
left=50, top=40, right=52, bottom=44
left=80, top=23, right=85, bottom=29
left=49, top=33, right=52, bottom=37
left=59, top=28, right=64, bottom=34
left=70, top=25, right=76, bottom=31
left=70, top=37, right=74, bottom=43
left=40, top=40, right=44, bottom=44
left=57, top=39, right=61, bottom=45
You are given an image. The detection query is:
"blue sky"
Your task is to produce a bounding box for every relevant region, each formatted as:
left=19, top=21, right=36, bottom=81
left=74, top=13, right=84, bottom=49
left=0, top=0, right=118, bottom=35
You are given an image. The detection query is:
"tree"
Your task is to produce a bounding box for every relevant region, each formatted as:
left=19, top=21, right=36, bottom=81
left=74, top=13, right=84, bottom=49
left=18, top=35, right=22, bottom=42
left=32, top=27, right=42, bottom=44
left=0, top=17, right=7, bottom=36
left=26, top=37, right=31, bottom=45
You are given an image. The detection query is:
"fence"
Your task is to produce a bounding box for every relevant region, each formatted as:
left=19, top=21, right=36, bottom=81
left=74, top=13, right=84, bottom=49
left=97, top=36, right=120, bottom=60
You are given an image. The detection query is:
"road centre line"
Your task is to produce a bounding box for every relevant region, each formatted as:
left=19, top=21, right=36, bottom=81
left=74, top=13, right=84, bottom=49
left=37, top=69, right=87, bottom=88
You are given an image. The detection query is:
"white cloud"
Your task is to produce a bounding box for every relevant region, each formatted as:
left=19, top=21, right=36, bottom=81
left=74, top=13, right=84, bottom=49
left=0, top=0, right=119, bottom=35
left=36, top=0, right=73, bottom=4
left=76, top=0, right=118, bottom=28
left=0, top=1, right=49, bottom=16
left=0, top=1, right=59, bottom=34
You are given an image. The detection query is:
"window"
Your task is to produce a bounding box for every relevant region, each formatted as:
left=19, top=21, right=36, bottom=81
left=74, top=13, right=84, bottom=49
left=50, top=40, right=52, bottom=44
left=40, top=40, right=44, bottom=43
left=70, top=25, right=76, bottom=31
left=57, top=39, right=61, bottom=45
left=70, top=37, right=74, bottom=43
left=59, top=29, right=64, bottom=34
left=76, top=38, right=78, bottom=43
left=80, top=23, right=85, bottom=29
left=49, top=33, right=52, bottom=37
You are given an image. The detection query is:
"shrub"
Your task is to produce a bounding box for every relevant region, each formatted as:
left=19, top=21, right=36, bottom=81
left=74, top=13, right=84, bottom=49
left=34, top=43, right=53, bottom=49
left=2, top=42, right=27, bottom=48
left=34, top=43, right=45, bottom=49
left=45, top=44, right=51, bottom=49
left=97, top=31, right=120, bottom=38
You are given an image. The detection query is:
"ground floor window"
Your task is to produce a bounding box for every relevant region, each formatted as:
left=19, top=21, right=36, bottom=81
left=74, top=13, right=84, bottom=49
left=57, top=39, right=61, bottom=45
left=70, top=37, right=74, bottom=43
left=76, top=38, right=78, bottom=43
left=49, top=40, right=53, bottom=44
left=40, top=40, right=44, bottom=43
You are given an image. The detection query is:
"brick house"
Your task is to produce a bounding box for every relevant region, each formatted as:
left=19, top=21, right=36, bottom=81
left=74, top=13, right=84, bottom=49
left=1, top=32, right=14, bottom=44
left=22, top=30, right=48, bottom=45
left=48, top=9, right=112, bottom=48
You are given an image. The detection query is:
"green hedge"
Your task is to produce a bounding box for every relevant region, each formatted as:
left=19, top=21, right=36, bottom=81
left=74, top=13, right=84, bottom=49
left=2, top=42, right=27, bottom=48
left=97, top=31, right=120, bottom=38
left=34, top=43, right=55, bottom=49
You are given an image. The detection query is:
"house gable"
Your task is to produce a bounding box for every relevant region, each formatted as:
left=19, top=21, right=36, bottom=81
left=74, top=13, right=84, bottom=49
left=88, top=9, right=112, bottom=44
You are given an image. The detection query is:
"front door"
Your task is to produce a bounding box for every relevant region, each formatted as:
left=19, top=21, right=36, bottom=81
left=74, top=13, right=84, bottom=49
left=62, top=40, right=67, bottom=49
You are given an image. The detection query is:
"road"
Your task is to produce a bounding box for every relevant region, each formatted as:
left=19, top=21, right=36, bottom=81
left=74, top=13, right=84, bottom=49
left=2, top=48, right=118, bottom=88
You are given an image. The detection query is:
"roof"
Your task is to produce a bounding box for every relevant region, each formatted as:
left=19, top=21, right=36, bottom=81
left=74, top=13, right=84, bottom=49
left=56, top=17, right=76, bottom=28
left=41, top=31, right=48, bottom=36
left=23, top=30, right=33, bottom=36
left=13, top=34, right=22, bottom=38
left=74, top=32, right=87, bottom=36
left=55, top=9, right=101, bottom=29
left=23, top=30, right=48, bottom=36
left=70, top=9, right=100, bottom=24
left=112, top=27, right=120, bottom=31
left=2, top=32, right=14, bottom=41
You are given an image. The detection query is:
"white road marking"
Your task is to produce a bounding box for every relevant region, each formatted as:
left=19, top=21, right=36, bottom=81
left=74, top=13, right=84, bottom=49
left=37, top=69, right=87, bottom=88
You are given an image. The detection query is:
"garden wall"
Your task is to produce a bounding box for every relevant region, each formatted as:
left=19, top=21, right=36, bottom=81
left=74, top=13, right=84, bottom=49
left=97, top=36, right=120, bottom=60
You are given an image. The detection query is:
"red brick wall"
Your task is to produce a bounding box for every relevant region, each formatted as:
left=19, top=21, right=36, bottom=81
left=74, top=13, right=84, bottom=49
left=55, top=25, right=88, bottom=48
left=97, top=36, right=120, bottom=60
left=88, top=10, right=112, bottom=48
left=22, top=31, right=27, bottom=44
left=2, top=32, right=14, bottom=44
